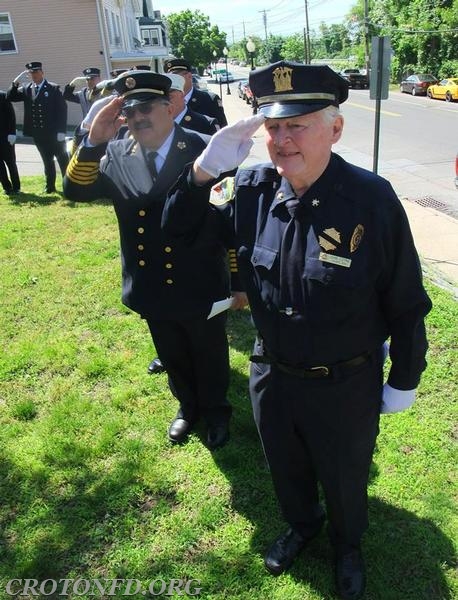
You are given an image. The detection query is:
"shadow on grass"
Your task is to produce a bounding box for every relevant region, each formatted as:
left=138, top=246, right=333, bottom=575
left=5, top=191, right=112, bottom=208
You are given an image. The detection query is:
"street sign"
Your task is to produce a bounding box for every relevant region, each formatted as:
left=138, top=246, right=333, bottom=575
left=370, top=36, right=391, bottom=100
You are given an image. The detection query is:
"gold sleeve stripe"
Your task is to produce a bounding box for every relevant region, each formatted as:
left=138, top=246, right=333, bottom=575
left=228, top=248, right=238, bottom=272
left=67, top=154, right=100, bottom=185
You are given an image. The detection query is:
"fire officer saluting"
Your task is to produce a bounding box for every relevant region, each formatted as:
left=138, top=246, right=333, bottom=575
left=7, top=61, right=68, bottom=194
left=162, top=61, right=432, bottom=600
left=63, top=67, right=102, bottom=117
left=63, top=70, right=243, bottom=451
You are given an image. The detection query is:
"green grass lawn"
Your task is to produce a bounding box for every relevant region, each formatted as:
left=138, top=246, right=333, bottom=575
left=0, top=179, right=456, bottom=599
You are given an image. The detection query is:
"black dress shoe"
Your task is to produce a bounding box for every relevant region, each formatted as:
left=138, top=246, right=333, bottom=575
left=168, top=418, right=192, bottom=443
left=335, top=549, right=366, bottom=600
left=264, top=528, right=308, bottom=575
left=147, top=357, right=165, bottom=374
left=206, top=423, right=229, bottom=450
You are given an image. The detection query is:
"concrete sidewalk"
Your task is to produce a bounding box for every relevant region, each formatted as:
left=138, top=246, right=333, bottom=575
left=12, top=85, right=458, bottom=296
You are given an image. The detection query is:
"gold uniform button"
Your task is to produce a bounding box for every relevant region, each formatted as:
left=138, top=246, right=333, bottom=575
left=165, top=263, right=172, bottom=269
left=138, top=227, right=144, bottom=234
left=138, top=244, right=144, bottom=251
left=139, top=260, right=145, bottom=266
left=164, top=246, right=172, bottom=253
left=166, top=279, right=173, bottom=284
left=139, top=210, right=146, bottom=216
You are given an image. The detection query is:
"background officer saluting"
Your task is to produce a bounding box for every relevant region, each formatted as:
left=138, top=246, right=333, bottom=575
left=63, top=70, right=243, bottom=451
left=63, top=67, right=102, bottom=117
left=164, top=59, right=228, bottom=128
left=162, top=61, right=432, bottom=600
left=7, top=61, right=68, bottom=194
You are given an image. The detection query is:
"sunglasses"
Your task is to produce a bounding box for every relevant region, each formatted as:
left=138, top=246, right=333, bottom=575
left=121, top=102, right=156, bottom=119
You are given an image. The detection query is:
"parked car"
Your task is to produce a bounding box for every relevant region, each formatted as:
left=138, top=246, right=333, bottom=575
left=192, top=75, right=208, bottom=90
left=400, top=73, right=438, bottom=95
left=339, top=68, right=369, bottom=89
left=215, top=70, right=234, bottom=83
left=427, top=78, right=458, bottom=102
left=237, top=79, right=248, bottom=99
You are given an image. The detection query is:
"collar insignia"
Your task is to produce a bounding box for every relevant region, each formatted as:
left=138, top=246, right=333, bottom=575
left=311, top=198, right=320, bottom=207
left=184, top=115, right=191, bottom=121
left=177, top=141, right=186, bottom=150
left=273, top=66, right=293, bottom=92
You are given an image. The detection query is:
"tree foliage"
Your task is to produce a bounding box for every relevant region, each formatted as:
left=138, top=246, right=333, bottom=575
left=166, top=3, right=458, bottom=80
left=165, top=10, right=226, bottom=73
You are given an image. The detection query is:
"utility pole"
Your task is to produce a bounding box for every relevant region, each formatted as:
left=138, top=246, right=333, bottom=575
left=259, top=9, right=268, bottom=44
left=304, top=0, right=311, bottom=64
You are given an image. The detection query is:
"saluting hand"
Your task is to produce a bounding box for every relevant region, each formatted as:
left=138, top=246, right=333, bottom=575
left=88, top=96, right=125, bottom=146
left=194, top=113, right=265, bottom=183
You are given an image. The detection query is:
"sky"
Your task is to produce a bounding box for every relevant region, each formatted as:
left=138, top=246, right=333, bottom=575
left=160, top=0, right=358, bottom=43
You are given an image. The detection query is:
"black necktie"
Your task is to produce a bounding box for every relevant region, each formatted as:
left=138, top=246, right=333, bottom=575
left=147, top=151, right=158, bottom=182
left=33, top=85, right=39, bottom=99
left=279, top=199, right=306, bottom=314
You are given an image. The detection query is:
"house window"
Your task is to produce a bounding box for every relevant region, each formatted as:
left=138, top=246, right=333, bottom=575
left=142, top=28, right=160, bottom=47
left=105, top=8, right=113, bottom=44
left=0, top=13, right=17, bottom=53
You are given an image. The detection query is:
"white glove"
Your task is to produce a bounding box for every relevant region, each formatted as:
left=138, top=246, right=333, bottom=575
left=57, top=133, right=66, bottom=142
left=7, top=134, right=16, bottom=146
left=195, top=113, right=265, bottom=178
left=13, top=70, right=28, bottom=84
left=381, top=384, right=416, bottom=414
left=69, top=77, right=87, bottom=87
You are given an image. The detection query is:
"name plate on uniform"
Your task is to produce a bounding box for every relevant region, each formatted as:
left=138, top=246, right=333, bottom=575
left=319, top=252, right=352, bottom=268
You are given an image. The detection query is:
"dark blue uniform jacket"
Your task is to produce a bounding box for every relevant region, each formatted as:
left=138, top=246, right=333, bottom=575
left=163, top=153, right=432, bottom=389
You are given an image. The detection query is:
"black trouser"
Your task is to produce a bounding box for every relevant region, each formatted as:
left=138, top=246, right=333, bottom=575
left=0, top=140, right=20, bottom=192
left=146, top=312, right=232, bottom=426
left=33, top=133, right=68, bottom=191
left=249, top=339, right=382, bottom=550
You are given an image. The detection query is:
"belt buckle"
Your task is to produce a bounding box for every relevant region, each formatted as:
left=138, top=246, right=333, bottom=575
left=310, top=365, right=330, bottom=376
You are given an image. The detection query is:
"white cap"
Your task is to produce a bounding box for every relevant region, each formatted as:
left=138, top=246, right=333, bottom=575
left=166, top=73, right=185, bottom=92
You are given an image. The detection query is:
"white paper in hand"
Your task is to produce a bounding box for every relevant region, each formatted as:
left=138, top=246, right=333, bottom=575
left=207, top=297, right=233, bottom=319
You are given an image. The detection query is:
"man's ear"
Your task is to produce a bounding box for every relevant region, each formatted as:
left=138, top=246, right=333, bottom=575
left=331, top=115, right=344, bottom=143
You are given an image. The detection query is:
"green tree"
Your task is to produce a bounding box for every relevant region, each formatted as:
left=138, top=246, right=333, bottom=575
left=165, top=10, right=226, bottom=73
left=282, top=33, right=306, bottom=62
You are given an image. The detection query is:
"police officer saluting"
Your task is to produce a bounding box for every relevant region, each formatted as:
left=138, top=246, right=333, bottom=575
left=163, top=61, right=432, bottom=599
left=7, top=61, right=68, bottom=194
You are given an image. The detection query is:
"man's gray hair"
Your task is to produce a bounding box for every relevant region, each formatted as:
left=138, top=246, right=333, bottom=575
left=320, top=105, right=341, bottom=124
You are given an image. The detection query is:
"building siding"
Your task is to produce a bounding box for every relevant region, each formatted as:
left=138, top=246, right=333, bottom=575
left=0, top=0, right=106, bottom=127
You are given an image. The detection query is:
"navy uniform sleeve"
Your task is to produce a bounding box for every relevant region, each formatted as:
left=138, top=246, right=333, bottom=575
left=377, top=188, right=432, bottom=389
left=162, top=166, right=243, bottom=291
left=6, top=83, right=25, bottom=102
left=63, top=84, right=80, bottom=104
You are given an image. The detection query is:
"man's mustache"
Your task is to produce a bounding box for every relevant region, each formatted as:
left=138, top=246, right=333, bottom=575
left=131, top=121, right=152, bottom=131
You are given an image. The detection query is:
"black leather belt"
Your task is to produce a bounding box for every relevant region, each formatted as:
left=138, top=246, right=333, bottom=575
left=249, top=352, right=371, bottom=379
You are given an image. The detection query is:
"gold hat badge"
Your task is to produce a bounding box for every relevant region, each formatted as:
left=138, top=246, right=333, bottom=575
left=125, top=77, right=136, bottom=90
left=273, top=66, right=293, bottom=93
